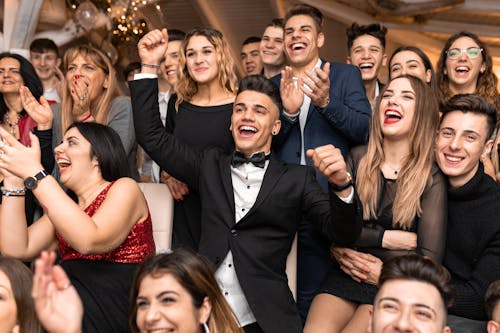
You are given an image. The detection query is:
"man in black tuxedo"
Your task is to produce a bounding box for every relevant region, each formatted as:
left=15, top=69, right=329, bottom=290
left=131, top=28, right=361, bottom=333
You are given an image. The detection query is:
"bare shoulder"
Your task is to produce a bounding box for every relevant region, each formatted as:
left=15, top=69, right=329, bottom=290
left=108, top=178, right=142, bottom=197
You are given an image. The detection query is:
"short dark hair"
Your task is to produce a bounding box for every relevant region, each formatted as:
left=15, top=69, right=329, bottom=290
left=0, top=52, right=43, bottom=119
left=284, top=4, right=323, bottom=32
left=266, top=18, right=284, bottom=29
left=168, top=29, right=186, bottom=42
left=0, top=257, right=43, bottom=333
left=66, top=122, right=131, bottom=181
left=237, top=75, right=283, bottom=114
left=379, top=254, right=455, bottom=309
left=346, top=22, right=387, bottom=51
left=123, top=61, right=141, bottom=79
left=440, top=94, right=497, bottom=140
left=29, top=38, right=59, bottom=57
left=242, top=36, right=261, bottom=46
left=485, top=280, right=500, bottom=320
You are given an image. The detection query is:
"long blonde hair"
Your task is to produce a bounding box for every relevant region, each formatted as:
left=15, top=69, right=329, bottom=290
left=356, top=75, right=440, bottom=229
left=60, top=44, right=118, bottom=133
left=175, top=28, right=237, bottom=109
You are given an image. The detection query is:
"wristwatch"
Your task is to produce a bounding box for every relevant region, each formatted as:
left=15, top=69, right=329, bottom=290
left=24, top=170, right=48, bottom=190
left=330, top=172, right=353, bottom=192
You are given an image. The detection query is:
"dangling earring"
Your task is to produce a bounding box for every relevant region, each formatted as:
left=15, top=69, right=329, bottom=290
left=203, top=322, right=210, bottom=333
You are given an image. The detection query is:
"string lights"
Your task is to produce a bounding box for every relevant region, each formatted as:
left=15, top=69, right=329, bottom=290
left=66, top=0, right=162, bottom=45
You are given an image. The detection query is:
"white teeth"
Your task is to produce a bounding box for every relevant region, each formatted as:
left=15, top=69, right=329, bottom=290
left=456, top=66, right=469, bottom=72
left=240, top=126, right=257, bottom=132
left=445, top=155, right=462, bottom=162
left=385, top=110, right=402, bottom=118
left=292, top=43, right=305, bottom=50
left=359, top=63, right=373, bottom=69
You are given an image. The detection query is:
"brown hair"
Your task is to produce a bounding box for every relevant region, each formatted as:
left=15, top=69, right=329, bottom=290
left=379, top=254, right=454, bottom=309
left=485, top=280, right=500, bottom=320
left=175, top=27, right=237, bottom=109
left=284, top=4, right=324, bottom=32
left=0, top=256, right=43, bottom=333
left=356, top=75, right=440, bottom=229
left=129, top=250, right=242, bottom=333
left=60, top=44, right=119, bottom=133
left=436, top=31, right=500, bottom=111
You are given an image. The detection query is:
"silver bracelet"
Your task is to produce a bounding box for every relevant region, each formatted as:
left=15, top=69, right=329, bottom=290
left=282, top=109, right=301, bottom=119
left=141, top=63, right=160, bottom=69
left=1, top=186, right=27, bottom=196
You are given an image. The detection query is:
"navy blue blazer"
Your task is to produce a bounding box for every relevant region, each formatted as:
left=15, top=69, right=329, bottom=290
left=272, top=60, right=371, bottom=191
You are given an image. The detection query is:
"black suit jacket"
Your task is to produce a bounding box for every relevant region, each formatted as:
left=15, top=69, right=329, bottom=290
left=131, top=78, right=361, bottom=333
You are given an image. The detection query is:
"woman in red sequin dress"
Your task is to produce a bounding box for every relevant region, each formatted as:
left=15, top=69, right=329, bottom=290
left=0, top=122, right=155, bottom=333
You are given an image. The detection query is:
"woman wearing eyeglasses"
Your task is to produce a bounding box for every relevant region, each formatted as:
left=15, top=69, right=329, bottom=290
left=436, top=31, right=500, bottom=109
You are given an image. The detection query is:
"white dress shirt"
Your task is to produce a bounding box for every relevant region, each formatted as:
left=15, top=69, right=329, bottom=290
left=297, top=59, right=322, bottom=165
left=215, top=157, right=270, bottom=327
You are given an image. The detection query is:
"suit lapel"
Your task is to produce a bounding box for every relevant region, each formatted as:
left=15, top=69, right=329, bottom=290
left=219, top=153, right=236, bottom=225
left=244, top=156, right=286, bottom=217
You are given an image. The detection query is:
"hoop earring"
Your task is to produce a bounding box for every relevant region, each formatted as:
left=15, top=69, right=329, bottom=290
left=203, top=322, right=210, bottom=333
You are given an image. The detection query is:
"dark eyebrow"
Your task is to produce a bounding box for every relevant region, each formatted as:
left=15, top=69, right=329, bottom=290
left=401, top=90, right=416, bottom=95
left=66, top=136, right=80, bottom=141
left=378, top=297, right=437, bottom=316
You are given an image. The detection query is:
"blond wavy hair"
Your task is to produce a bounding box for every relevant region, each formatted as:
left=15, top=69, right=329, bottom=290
left=60, top=44, right=118, bottom=133
left=356, top=75, right=440, bottom=229
left=175, top=28, right=238, bottom=109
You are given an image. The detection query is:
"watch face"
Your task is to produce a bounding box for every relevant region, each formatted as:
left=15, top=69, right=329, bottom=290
left=24, top=177, right=37, bottom=190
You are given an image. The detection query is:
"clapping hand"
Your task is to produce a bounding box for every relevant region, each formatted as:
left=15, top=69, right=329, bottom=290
left=280, top=66, right=304, bottom=116
left=20, top=86, right=53, bottom=130
left=301, top=62, right=330, bottom=108
left=0, top=126, right=42, bottom=180
left=33, top=251, right=83, bottom=333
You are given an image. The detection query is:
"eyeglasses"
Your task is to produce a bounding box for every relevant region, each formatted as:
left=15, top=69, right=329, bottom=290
left=446, top=47, right=483, bottom=59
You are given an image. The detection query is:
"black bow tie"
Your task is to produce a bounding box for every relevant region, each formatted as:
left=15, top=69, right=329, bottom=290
left=231, top=151, right=270, bottom=168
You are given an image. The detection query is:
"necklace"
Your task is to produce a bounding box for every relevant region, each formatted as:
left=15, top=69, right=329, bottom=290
left=384, top=162, right=400, bottom=175
left=4, top=113, right=20, bottom=136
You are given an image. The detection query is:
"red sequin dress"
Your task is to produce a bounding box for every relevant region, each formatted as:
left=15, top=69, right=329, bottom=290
left=56, top=182, right=155, bottom=333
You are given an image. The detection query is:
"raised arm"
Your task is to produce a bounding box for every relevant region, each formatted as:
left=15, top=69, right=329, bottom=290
left=0, top=129, right=146, bottom=257
left=131, top=29, right=203, bottom=189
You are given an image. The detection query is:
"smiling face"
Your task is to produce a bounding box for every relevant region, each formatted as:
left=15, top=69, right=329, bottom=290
left=260, top=26, right=285, bottom=67
left=369, top=279, right=450, bottom=333
left=284, top=14, right=324, bottom=69
left=0, top=57, right=23, bottom=95
left=378, top=77, right=416, bottom=141
left=348, top=34, right=386, bottom=83
left=0, top=270, right=18, bottom=333
left=185, top=35, right=219, bottom=85
left=30, top=50, right=60, bottom=82
left=66, top=54, right=108, bottom=104
left=161, top=40, right=183, bottom=87
left=54, top=127, right=98, bottom=187
left=445, top=36, right=485, bottom=94
left=435, top=110, right=493, bottom=188
left=389, top=51, right=432, bottom=83
left=135, top=273, right=210, bottom=333
left=231, top=90, right=281, bottom=157
left=241, top=42, right=263, bottom=75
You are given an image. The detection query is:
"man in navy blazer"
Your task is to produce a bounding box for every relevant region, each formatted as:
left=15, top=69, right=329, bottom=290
left=271, top=4, right=372, bottom=321
left=133, top=28, right=362, bottom=333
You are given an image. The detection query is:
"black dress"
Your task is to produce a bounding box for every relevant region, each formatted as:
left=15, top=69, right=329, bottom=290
left=165, top=95, right=234, bottom=250
left=320, top=145, right=447, bottom=304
